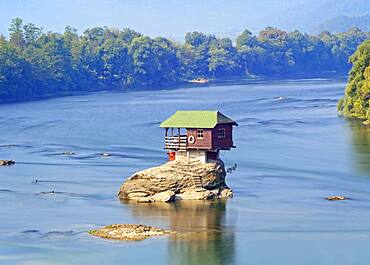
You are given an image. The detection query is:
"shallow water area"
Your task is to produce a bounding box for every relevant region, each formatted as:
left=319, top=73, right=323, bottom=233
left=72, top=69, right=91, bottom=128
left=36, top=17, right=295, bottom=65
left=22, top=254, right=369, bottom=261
left=1, top=77, right=370, bottom=265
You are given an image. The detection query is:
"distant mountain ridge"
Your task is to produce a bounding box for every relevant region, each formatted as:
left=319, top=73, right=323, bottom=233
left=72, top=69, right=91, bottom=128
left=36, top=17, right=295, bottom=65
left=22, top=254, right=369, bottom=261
left=267, top=0, right=370, bottom=32
left=318, top=15, right=370, bottom=33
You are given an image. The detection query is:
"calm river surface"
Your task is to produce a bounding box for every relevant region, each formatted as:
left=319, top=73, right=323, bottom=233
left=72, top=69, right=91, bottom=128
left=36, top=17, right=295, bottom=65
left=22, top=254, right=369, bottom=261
left=1, top=78, right=370, bottom=265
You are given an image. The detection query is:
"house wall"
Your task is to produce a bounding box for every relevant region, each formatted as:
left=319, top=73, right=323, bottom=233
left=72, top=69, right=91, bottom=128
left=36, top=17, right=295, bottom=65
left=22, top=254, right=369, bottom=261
left=185, top=124, right=234, bottom=150
left=176, top=150, right=207, bottom=163
left=211, top=124, right=233, bottom=150
left=186, top=128, right=212, bottom=149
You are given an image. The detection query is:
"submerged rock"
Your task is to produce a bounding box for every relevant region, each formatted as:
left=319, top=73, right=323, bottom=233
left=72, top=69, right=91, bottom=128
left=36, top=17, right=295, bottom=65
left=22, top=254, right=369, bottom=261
left=226, top=163, right=237, bottom=173
left=362, top=120, right=370, bottom=126
left=274, top=96, right=285, bottom=101
left=118, top=159, right=233, bottom=202
left=62, top=151, right=75, bottom=156
left=89, top=224, right=175, bottom=241
left=0, top=160, right=15, bottom=166
left=39, top=190, right=56, bottom=195
left=326, top=196, right=348, bottom=201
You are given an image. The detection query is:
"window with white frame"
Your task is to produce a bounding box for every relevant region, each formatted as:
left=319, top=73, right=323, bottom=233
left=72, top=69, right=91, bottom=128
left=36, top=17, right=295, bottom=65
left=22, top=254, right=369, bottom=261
left=197, top=129, right=204, bottom=139
left=218, top=128, right=225, bottom=139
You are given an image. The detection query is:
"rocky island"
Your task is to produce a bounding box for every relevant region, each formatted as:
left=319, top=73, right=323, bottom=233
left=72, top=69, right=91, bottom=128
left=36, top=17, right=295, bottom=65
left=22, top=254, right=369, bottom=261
left=117, top=111, right=237, bottom=203
left=118, top=159, right=233, bottom=202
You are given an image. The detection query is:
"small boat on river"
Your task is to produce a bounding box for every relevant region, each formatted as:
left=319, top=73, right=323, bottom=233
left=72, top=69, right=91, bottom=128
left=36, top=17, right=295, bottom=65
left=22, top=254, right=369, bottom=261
left=188, top=78, right=210, bottom=84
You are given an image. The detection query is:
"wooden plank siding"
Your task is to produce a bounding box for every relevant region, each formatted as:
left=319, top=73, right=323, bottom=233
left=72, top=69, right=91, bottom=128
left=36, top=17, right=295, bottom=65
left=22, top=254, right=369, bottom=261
left=186, top=128, right=212, bottom=149
left=164, top=135, right=187, bottom=150
left=185, top=123, right=234, bottom=151
left=211, top=124, right=234, bottom=150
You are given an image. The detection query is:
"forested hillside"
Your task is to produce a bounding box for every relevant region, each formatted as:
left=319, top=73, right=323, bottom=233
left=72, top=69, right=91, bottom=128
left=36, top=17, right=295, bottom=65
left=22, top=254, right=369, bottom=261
left=271, top=0, right=370, bottom=32
left=0, top=18, right=369, bottom=102
left=338, top=40, right=370, bottom=121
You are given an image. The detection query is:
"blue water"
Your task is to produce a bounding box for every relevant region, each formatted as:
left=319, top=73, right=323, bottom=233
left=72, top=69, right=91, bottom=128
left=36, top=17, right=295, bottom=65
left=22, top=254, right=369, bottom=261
left=1, top=77, right=370, bottom=265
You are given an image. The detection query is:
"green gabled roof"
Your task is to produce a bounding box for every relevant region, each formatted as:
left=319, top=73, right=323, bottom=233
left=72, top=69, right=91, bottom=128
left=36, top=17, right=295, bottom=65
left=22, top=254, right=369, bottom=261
left=160, top=110, right=237, bottom=128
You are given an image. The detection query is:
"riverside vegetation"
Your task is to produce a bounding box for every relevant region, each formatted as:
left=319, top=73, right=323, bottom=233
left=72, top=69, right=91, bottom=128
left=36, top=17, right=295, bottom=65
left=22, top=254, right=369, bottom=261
left=1, top=18, right=369, bottom=102
left=338, top=40, right=370, bottom=122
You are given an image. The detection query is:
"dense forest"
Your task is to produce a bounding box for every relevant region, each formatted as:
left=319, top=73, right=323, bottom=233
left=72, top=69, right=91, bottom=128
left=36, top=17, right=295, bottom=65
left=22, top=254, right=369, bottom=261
left=338, top=40, right=370, bottom=121
left=0, top=18, right=369, bottom=102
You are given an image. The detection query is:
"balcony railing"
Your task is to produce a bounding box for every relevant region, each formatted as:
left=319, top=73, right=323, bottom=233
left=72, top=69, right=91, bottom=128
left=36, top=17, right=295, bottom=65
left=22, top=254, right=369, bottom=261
left=165, top=135, right=187, bottom=150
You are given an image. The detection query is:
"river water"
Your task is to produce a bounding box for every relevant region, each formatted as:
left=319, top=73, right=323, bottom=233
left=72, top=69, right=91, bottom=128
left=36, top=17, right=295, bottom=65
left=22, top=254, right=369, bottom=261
left=1, top=78, right=370, bottom=265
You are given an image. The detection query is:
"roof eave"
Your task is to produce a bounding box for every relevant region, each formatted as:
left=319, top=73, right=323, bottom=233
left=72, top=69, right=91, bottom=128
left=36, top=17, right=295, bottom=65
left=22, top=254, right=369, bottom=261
left=217, top=121, right=238, bottom=126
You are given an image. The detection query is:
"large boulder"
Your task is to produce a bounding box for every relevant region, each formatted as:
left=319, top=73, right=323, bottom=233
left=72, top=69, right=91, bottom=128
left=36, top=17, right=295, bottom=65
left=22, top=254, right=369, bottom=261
left=118, top=159, right=233, bottom=202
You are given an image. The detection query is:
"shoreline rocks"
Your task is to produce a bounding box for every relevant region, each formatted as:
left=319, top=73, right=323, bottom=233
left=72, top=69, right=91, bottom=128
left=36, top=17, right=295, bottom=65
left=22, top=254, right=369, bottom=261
left=0, top=160, right=15, bottom=166
left=89, top=224, right=175, bottom=241
left=118, top=159, right=233, bottom=202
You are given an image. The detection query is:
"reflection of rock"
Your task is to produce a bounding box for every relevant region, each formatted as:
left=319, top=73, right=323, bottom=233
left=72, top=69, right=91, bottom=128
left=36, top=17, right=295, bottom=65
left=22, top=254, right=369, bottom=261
left=89, top=224, right=175, bottom=241
left=124, top=200, right=235, bottom=265
left=0, top=160, right=15, bottom=166
left=118, top=160, right=233, bottom=202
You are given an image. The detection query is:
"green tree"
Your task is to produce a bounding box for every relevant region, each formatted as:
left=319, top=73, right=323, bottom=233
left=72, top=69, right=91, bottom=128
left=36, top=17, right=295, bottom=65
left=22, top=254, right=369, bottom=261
left=23, top=23, right=42, bottom=47
left=100, top=38, right=133, bottom=87
left=208, top=38, right=239, bottom=77
left=0, top=41, right=33, bottom=99
left=236, top=29, right=257, bottom=50
left=9, top=17, right=25, bottom=49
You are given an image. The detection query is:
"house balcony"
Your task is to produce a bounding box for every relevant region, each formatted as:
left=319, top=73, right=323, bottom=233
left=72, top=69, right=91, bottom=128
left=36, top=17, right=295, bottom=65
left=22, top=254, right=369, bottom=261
left=164, top=135, right=187, bottom=150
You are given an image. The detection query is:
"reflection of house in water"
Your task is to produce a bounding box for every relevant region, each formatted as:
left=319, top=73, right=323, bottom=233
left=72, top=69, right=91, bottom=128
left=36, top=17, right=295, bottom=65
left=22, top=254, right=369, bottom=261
left=124, top=201, right=235, bottom=265
left=350, top=121, right=370, bottom=176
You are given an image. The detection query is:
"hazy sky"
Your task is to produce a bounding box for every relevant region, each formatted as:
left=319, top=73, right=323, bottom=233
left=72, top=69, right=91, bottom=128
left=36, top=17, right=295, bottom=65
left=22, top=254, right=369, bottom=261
left=0, top=0, right=329, bottom=39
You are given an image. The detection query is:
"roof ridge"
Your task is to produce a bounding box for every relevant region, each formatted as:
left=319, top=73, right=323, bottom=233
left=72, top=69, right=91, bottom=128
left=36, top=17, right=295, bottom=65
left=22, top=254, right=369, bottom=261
left=176, top=110, right=218, bottom=112
left=160, top=110, right=236, bottom=128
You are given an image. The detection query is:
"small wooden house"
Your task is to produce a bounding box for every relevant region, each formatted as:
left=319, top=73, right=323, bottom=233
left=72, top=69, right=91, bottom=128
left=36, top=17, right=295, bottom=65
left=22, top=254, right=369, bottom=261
left=160, top=110, right=238, bottom=163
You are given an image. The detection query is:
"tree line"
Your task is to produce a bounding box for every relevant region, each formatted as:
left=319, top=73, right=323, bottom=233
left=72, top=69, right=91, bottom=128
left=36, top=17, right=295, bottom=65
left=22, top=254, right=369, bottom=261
left=0, top=18, right=369, bottom=101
